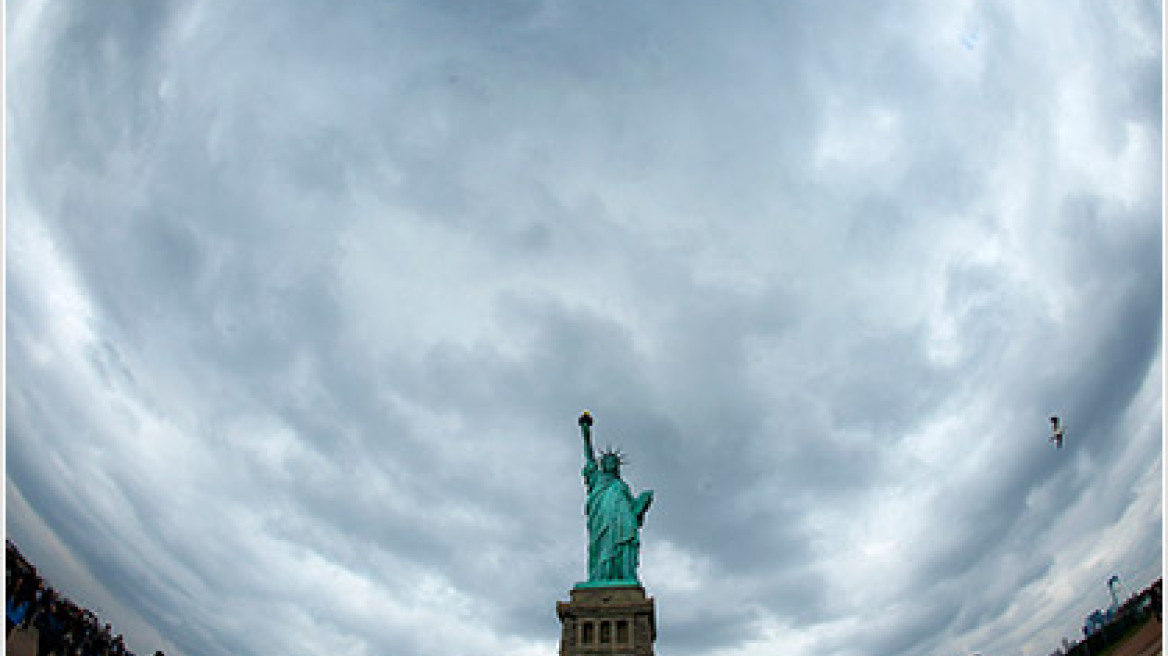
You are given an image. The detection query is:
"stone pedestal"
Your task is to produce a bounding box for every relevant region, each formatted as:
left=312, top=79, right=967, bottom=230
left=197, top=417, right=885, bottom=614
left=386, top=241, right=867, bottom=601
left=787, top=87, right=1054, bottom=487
left=556, top=584, right=656, bottom=656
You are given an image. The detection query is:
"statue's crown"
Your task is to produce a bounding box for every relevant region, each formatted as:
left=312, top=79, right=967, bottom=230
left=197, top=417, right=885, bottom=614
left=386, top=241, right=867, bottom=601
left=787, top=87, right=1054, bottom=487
left=599, top=446, right=626, bottom=465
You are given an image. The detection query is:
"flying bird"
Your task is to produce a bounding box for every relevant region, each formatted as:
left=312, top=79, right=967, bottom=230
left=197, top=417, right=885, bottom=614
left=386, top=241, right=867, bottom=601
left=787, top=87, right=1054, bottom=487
left=1050, top=416, right=1065, bottom=449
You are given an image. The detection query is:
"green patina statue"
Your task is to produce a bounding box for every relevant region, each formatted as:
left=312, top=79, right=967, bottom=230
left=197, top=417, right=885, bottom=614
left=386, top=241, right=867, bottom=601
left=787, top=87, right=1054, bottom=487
left=577, top=411, right=653, bottom=586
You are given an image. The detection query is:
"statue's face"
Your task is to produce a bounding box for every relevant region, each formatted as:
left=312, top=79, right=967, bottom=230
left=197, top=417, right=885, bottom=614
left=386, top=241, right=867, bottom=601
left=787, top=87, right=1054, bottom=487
left=600, top=453, right=620, bottom=474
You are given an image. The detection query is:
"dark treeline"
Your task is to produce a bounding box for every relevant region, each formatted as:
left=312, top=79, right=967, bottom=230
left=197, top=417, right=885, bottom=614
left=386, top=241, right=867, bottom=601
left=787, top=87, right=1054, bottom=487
left=6, top=540, right=164, bottom=656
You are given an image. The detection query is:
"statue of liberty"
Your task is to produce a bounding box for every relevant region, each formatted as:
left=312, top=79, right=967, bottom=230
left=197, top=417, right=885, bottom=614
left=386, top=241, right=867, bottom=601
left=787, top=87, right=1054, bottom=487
left=577, top=411, right=653, bottom=585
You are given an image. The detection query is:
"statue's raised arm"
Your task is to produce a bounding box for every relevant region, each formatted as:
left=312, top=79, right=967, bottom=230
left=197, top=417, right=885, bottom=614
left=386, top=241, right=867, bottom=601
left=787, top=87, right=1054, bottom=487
left=579, top=411, right=596, bottom=466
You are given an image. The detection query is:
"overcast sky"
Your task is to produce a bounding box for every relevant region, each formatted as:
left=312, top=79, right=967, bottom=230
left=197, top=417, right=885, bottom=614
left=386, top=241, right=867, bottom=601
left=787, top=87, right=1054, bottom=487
left=5, top=2, right=1163, bottom=656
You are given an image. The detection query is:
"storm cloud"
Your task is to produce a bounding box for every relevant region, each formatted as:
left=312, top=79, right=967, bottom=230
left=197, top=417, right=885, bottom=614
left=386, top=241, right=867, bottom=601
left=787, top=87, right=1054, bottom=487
left=6, top=2, right=1161, bottom=656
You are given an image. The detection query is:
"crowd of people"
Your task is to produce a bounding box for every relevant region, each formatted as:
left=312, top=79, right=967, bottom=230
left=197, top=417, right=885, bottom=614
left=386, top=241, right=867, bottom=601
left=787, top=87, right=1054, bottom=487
left=6, top=540, right=163, bottom=656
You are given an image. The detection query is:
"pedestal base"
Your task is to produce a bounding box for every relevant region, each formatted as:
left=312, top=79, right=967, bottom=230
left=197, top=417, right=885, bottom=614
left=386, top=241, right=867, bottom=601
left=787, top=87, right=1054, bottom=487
left=556, top=584, right=656, bottom=656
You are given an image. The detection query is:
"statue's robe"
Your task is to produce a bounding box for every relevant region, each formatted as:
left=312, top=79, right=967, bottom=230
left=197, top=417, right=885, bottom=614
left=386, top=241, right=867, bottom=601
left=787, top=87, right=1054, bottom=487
left=582, top=461, right=648, bottom=582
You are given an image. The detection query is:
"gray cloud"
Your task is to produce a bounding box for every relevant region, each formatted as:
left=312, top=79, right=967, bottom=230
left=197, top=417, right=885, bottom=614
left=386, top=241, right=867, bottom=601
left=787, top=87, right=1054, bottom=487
left=6, top=2, right=1161, bottom=656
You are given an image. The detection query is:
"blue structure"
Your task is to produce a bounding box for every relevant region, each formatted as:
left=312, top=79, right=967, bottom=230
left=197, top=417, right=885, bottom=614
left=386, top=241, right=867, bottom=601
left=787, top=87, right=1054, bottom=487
left=1082, top=575, right=1132, bottom=637
left=1107, top=575, right=1126, bottom=611
left=1082, top=608, right=1111, bottom=636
